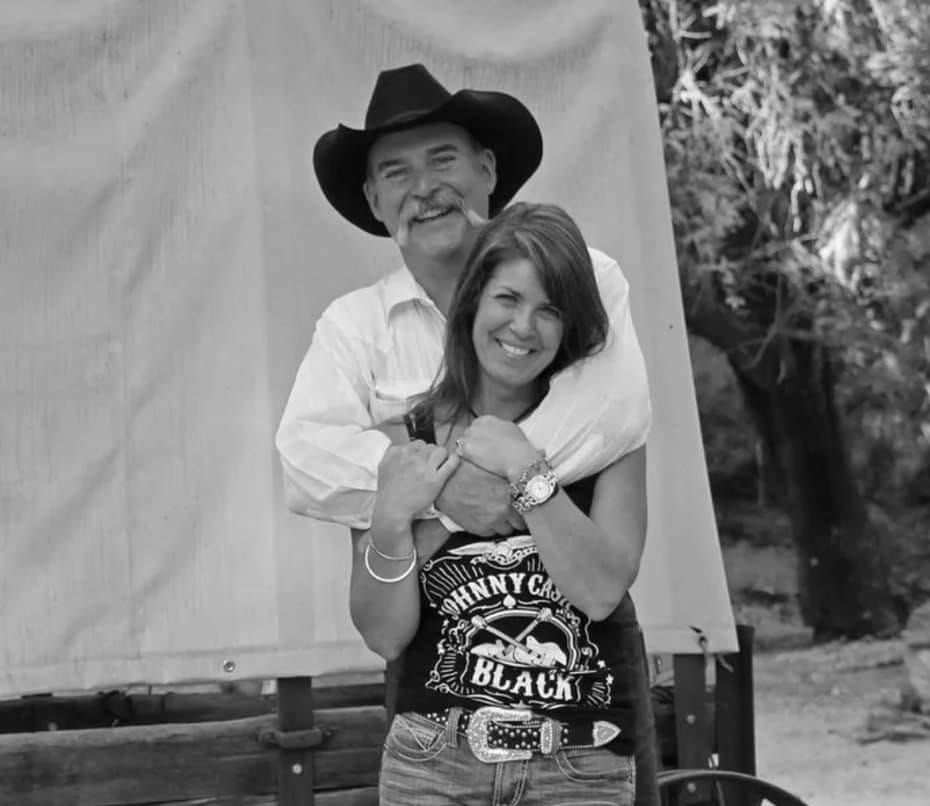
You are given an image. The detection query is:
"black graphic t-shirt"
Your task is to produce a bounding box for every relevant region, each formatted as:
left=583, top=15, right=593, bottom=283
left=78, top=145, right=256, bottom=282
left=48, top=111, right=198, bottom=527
left=394, top=414, right=646, bottom=748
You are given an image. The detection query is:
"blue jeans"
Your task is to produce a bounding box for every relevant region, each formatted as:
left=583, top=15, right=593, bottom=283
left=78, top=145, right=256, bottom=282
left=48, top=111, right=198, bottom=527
left=379, top=710, right=636, bottom=806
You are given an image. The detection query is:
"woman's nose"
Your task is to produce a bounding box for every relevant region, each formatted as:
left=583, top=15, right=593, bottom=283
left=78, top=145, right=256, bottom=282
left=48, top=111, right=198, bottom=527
left=509, top=307, right=535, bottom=337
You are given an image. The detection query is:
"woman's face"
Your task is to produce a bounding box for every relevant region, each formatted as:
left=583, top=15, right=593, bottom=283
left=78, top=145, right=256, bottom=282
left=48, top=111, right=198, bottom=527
left=471, top=257, right=564, bottom=394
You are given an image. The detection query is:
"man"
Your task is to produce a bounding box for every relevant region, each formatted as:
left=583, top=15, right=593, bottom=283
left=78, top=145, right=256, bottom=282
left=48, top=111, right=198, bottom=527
left=276, top=63, right=658, bottom=803
left=278, top=63, right=650, bottom=536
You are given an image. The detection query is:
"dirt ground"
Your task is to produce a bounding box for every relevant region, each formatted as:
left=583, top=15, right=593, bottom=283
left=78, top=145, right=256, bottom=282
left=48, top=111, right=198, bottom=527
left=722, top=541, right=930, bottom=806
left=753, top=642, right=928, bottom=806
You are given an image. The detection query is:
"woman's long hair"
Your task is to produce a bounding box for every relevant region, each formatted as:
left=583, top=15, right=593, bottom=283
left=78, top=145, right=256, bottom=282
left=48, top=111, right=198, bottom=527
left=410, top=202, right=610, bottom=428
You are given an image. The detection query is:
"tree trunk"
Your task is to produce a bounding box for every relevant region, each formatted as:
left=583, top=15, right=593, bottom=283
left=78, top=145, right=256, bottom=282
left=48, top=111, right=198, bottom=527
left=683, top=274, right=904, bottom=640
left=733, top=342, right=902, bottom=640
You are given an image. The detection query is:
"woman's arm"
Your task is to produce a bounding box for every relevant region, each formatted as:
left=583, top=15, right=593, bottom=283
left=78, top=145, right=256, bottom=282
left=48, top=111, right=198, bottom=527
left=521, top=447, right=647, bottom=620
left=456, top=415, right=646, bottom=620
left=349, top=522, right=419, bottom=662
left=348, top=441, right=459, bottom=660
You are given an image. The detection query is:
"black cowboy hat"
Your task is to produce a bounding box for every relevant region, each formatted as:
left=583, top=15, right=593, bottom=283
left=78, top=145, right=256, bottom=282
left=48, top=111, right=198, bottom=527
left=313, top=63, right=543, bottom=237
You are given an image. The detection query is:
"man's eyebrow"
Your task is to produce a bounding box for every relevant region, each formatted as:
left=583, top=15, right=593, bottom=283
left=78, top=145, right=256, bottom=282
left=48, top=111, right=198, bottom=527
left=372, top=157, right=406, bottom=175
left=426, top=143, right=462, bottom=156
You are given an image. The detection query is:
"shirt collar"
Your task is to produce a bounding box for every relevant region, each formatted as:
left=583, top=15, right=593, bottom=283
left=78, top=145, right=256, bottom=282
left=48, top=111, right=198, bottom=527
left=383, top=264, right=442, bottom=317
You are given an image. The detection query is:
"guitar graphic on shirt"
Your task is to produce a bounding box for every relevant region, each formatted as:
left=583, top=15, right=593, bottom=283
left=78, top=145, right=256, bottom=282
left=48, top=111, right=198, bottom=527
left=468, top=610, right=567, bottom=667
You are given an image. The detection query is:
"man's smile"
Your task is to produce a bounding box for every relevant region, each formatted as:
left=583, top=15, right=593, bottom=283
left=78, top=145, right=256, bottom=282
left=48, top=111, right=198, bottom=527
left=411, top=206, right=457, bottom=224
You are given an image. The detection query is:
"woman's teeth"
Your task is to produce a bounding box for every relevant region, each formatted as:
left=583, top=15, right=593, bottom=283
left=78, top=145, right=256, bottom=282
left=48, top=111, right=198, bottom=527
left=498, top=340, right=530, bottom=358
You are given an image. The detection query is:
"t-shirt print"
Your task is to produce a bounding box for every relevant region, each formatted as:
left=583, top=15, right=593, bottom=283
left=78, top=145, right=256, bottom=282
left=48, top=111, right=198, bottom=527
left=420, top=534, right=615, bottom=710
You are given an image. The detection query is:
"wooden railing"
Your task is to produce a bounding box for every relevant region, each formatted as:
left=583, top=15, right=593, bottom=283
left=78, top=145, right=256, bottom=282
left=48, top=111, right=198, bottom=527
left=0, top=627, right=762, bottom=806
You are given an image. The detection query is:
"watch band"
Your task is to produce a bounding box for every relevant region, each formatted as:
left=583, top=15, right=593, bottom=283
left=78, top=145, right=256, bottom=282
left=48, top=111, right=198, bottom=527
left=509, top=455, right=559, bottom=514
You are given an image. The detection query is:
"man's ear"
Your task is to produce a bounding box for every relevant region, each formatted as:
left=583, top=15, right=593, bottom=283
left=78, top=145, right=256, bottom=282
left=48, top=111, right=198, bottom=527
left=362, top=178, right=385, bottom=223
left=480, top=148, right=497, bottom=196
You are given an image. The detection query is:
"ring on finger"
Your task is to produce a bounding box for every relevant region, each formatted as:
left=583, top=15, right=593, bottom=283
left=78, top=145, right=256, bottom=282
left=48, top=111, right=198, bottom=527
left=455, top=437, right=465, bottom=452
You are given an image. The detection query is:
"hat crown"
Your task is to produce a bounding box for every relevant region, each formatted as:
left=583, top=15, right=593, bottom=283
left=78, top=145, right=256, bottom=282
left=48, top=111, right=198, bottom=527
left=364, top=64, right=453, bottom=129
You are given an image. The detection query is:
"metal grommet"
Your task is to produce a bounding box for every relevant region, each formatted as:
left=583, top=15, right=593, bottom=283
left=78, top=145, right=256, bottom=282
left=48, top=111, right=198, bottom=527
left=222, top=659, right=236, bottom=673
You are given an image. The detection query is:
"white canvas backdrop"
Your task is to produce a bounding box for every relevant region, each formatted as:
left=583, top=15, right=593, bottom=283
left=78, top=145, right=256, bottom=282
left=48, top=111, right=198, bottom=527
left=0, top=0, right=735, bottom=698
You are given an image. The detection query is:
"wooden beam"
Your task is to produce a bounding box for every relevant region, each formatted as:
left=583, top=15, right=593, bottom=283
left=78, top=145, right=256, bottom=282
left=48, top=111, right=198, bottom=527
left=0, top=692, right=274, bottom=734
left=0, top=684, right=385, bottom=735
left=146, top=787, right=378, bottom=805
left=0, top=707, right=384, bottom=806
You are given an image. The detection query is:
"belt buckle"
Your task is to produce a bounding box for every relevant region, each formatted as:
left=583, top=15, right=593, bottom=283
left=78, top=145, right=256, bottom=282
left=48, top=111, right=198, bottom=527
left=466, top=706, right=534, bottom=763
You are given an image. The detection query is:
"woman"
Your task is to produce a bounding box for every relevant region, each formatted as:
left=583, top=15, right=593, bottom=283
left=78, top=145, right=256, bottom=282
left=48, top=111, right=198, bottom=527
left=350, top=202, right=651, bottom=805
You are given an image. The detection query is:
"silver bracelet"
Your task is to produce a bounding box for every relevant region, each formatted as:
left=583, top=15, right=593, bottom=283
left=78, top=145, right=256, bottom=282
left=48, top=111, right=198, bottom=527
left=364, top=539, right=418, bottom=584
left=367, top=534, right=415, bottom=562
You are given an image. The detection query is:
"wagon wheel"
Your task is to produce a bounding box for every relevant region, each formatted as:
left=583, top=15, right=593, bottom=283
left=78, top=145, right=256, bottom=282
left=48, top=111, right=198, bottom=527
left=657, top=768, right=809, bottom=806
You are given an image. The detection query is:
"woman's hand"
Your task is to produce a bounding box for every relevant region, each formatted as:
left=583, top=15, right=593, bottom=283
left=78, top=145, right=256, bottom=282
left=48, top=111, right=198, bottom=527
left=373, top=441, right=460, bottom=528
left=456, top=416, right=541, bottom=482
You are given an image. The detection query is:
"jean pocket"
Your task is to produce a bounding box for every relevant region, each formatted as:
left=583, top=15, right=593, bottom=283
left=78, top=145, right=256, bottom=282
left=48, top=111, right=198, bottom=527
left=384, top=712, right=447, bottom=763
left=555, top=747, right=635, bottom=785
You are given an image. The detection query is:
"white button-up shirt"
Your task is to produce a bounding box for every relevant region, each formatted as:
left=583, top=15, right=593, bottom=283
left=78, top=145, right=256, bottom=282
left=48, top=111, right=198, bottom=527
left=276, top=248, right=651, bottom=530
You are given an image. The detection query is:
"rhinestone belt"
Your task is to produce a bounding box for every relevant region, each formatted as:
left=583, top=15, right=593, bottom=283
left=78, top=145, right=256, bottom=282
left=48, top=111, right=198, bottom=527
left=420, top=705, right=622, bottom=764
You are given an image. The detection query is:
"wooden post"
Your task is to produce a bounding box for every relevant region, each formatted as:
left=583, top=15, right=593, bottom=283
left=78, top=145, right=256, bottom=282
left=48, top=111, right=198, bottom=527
left=672, top=655, right=712, bottom=804
left=277, top=677, right=316, bottom=806
left=714, top=625, right=757, bottom=806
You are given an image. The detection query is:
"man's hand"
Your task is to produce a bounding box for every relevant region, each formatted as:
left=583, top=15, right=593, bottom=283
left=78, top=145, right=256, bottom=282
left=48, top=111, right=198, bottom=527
left=435, top=459, right=525, bottom=536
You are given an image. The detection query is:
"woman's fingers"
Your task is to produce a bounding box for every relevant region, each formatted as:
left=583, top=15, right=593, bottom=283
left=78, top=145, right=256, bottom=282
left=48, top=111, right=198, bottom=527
left=435, top=450, right=461, bottom=484
left=427, top=444, right=448, bottom=466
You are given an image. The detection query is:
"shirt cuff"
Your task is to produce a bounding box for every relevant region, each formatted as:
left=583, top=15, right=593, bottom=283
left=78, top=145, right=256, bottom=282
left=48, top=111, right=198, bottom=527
left=418, top=504, right=464, bottom=534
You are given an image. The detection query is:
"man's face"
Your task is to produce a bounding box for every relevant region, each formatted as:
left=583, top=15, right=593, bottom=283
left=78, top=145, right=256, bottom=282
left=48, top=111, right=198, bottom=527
left=363, top=123, right=497, bottom=262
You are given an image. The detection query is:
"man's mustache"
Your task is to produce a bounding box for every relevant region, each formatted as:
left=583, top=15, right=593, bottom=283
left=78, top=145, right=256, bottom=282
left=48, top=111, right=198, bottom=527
left=394, top=189, right=486, bottom=247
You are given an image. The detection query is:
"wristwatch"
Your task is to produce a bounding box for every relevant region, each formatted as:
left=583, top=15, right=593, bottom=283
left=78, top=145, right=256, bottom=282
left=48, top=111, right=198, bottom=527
left=510, top=456, right=560, bottom=514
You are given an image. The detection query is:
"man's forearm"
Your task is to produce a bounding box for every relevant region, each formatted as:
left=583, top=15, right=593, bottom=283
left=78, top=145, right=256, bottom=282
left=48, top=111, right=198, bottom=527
left=520, top=249, right=652, bottom=483
left=523, top=343, right=651, bottom=483
left=276, top=423, right=391, bottom=529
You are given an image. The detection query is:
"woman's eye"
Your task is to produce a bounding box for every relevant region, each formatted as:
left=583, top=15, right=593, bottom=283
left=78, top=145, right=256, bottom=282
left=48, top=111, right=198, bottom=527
left=539, top=305, right=562, bottom=319
left=494, top=293, right=517, bottom=304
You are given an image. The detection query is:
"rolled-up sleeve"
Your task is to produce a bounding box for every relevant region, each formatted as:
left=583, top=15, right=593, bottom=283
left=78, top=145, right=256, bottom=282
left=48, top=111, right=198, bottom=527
left=520, top=250, right=651, bottom=483
left=275, top=308, right=390, bottom=530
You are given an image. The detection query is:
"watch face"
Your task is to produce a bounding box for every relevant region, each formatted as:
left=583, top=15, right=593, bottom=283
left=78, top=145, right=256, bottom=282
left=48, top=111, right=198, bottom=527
left=526, top=475, right=554, bottom=502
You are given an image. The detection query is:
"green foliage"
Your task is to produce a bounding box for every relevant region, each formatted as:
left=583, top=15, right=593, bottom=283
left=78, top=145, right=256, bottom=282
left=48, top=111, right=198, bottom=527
left=689, top=335, right=761, bottom=499
left=645, top=0, right=930, bottom=505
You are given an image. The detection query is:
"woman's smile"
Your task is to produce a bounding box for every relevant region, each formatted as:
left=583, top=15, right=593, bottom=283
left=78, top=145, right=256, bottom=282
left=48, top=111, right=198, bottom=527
left=496, top=338, right=533, bottom=359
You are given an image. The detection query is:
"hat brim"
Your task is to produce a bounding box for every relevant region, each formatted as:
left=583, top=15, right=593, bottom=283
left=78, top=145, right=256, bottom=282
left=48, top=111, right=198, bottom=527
left=313, top=90, right=543, bottom=237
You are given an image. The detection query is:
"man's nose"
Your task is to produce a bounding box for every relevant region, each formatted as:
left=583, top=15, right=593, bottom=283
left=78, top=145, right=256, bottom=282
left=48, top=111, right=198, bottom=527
left=411, top=165, right=439, bottom=197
